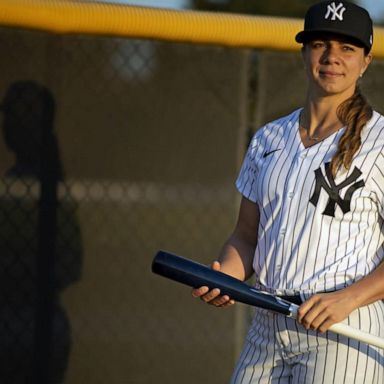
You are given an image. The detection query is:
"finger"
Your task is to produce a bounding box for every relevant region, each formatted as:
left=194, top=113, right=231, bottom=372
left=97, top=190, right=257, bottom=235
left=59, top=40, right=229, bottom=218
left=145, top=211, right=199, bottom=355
left=318, top=318, right=337, bottom=333
left=192, top=261, right=220, bottom=298
left=220, top=299, right=235, bottom=307
left=211, top=299, right=235, bottom=308
left=191, top=286, right=209, bottom=298
left=211, top=261, right=221, bottom=271
left=297, top=295, right=321, bottom=322
left=297, top=302, right=315, bottom=323
left=303, top=310, right=329, bottom=331
left=210, top=295, right=232, bottom=307
left=298, top=305, right=322, bottom=328
left=200, top=288, right=221, bottom=303
left=316, top=309, right=343, bottom=332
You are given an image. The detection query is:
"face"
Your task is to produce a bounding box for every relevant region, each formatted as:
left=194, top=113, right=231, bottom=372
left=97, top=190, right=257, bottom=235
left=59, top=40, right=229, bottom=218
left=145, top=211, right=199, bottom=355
left=302, top=34, right=372, bottom=99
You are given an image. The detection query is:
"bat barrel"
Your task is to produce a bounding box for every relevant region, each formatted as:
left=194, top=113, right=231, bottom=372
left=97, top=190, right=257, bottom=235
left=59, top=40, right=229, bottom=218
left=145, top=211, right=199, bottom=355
left=152, top=250, right=292, bottom=315
left=153, top=251, right=384, bottom=350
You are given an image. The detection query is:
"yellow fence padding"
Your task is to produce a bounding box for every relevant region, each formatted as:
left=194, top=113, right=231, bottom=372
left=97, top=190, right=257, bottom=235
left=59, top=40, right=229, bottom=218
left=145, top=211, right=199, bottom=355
left=0, top=0, right=383, bottom=57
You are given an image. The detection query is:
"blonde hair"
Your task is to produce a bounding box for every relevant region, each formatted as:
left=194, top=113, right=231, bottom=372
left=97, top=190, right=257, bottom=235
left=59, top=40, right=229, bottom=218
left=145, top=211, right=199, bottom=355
left=330, top=87, right=373, bottom=177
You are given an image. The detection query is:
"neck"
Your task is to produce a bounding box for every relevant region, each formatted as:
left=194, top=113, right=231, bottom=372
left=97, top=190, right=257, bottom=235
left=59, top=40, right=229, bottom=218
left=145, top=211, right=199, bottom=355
left=303, top=101, right=338, bottom=126
left=301, top=91, right=351, bottom=139
left=299, top=102, right=344, bottom=145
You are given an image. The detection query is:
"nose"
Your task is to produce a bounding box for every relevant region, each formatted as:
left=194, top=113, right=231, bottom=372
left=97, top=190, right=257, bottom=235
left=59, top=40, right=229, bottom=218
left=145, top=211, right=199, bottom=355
left=321, top=45, right=340, bottom=64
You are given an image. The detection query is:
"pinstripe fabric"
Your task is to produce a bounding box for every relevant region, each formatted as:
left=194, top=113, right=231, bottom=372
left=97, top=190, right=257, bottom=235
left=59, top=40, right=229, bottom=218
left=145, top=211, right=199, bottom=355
left=236, top=109, right=384, bottom=297
left=234, top=109, right=384, bottom=382
left=230, top=301, right=384, bottom=383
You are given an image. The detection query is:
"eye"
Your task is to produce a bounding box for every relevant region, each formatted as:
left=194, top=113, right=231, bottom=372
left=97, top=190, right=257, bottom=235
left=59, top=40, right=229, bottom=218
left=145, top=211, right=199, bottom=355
left=311, top=41, right=325, bottom=49
left=342, top=45, right=355, bottom=52
left=309, top=40, right=325, bottom=50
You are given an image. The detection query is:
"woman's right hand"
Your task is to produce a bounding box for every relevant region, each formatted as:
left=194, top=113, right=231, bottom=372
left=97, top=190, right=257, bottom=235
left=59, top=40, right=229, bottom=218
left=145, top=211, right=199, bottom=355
left=191, top=261, right=236, bottom=308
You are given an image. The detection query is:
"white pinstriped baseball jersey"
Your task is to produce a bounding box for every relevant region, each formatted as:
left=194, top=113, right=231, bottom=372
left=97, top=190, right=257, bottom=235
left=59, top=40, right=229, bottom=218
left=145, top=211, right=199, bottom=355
left=236, top=108, right=384, bottom=298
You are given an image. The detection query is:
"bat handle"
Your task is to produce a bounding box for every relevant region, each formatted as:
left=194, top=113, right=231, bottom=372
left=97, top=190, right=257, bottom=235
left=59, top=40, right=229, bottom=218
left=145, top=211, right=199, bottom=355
left=288, top=303, right=299, bottom=318
left=289, top=304, right=384, bottom=349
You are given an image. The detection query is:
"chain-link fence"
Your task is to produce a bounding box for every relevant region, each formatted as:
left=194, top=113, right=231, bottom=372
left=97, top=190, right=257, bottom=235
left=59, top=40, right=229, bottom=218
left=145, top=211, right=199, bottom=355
left=0, top=22, right=384, bottom=384
left=0, top=26, right=249, bottom=384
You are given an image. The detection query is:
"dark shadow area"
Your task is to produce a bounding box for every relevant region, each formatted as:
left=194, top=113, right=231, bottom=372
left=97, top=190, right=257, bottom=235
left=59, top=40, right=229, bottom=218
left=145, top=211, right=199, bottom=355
left=0, top=81, right=82, bottom=384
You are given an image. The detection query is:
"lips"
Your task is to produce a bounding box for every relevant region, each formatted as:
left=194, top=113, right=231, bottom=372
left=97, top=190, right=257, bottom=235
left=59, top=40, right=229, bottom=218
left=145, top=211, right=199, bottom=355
left=319, top=70, right=343, bottom=78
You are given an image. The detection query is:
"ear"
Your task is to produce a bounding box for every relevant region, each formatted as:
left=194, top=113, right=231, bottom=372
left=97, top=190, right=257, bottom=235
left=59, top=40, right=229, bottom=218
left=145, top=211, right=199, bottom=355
left=301, top=45, right=307, bottom=66
left=361, top=53, right=373, bottom=75
left=301, top=45, right=306, bottom=59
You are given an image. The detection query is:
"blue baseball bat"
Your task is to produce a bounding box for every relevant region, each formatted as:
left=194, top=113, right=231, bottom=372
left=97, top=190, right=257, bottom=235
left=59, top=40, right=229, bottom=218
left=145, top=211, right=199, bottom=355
left=152, top=250, right=384, bottom=349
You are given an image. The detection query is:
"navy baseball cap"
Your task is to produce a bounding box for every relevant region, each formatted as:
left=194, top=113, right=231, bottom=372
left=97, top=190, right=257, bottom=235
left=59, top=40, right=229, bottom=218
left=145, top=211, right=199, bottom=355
left=295, top=1, right=373, bottom=51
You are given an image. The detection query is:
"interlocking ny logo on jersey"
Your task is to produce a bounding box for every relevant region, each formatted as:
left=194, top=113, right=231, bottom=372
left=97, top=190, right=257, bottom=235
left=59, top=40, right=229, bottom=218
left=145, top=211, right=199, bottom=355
left=325, top=2, right=346, bottom=21
left=309, top=163, right=365, bottom=217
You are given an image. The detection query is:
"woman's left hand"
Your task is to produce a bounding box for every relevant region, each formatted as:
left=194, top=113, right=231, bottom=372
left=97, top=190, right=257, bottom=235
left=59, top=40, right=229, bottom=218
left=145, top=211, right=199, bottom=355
left=297, top=290, right=358, bottom=333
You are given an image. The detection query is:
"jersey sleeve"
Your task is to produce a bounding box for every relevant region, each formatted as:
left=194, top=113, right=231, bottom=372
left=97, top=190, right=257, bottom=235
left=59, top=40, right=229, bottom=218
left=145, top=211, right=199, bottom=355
left=371, top=150, right=384, bottom=218
left=235, top=135, right=260, bottom=203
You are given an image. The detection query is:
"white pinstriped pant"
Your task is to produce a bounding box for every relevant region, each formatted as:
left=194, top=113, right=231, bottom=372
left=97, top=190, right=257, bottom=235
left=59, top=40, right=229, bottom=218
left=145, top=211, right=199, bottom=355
left=231, top=301, right=384, bottom=383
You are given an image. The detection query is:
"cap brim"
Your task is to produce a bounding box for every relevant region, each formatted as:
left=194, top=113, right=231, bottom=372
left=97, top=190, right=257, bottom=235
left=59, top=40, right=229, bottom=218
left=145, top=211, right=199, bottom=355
left=295, top=30, right=309, bottom=43
left=295, top=29, right=369, bottom=50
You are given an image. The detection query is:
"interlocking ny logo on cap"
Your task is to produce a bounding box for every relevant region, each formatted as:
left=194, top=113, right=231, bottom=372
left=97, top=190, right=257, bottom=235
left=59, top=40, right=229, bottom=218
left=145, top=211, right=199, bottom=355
left=325, top=2, right=346, bottom=21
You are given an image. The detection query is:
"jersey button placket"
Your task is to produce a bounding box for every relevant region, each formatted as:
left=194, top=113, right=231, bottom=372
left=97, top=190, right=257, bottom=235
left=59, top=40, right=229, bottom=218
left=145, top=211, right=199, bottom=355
left=299, top=151, right=306, bottom=160
left=280, top=151, right=305, bottom=236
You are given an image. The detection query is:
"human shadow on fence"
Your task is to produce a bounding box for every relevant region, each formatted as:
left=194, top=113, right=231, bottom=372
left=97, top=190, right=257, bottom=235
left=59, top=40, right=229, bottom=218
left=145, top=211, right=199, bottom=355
left=0, top=80, right=83, bottom=384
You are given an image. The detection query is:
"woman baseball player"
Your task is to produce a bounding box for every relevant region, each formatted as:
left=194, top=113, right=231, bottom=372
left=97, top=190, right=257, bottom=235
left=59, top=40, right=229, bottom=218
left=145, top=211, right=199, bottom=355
left=193, top=1, right=384, bottom=382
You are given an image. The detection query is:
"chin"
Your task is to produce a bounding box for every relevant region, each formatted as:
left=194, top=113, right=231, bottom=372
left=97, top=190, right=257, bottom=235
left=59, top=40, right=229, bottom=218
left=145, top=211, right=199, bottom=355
left=315, top=82, right=356, bottom=98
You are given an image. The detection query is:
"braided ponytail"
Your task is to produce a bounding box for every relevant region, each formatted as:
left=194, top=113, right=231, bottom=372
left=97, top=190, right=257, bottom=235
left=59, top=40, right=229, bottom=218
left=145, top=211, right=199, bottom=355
left=330, top=87, right=373, bottom=177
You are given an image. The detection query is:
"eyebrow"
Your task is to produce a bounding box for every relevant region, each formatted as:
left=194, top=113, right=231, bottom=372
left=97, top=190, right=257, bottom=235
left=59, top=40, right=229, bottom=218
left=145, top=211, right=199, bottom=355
left=308, top=34, right=364, bottom=48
